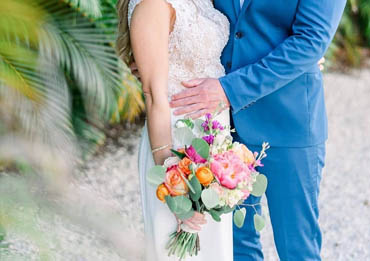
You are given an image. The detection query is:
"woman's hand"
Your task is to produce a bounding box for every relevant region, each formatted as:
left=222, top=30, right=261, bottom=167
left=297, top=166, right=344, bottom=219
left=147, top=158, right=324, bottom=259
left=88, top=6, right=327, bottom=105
left=318, top=57, right=325, bottom=71
left=176, top=212, right=207, bottom=232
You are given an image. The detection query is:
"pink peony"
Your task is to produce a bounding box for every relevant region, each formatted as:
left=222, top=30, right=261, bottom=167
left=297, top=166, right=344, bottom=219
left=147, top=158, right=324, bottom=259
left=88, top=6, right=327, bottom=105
left=210, top=151, right=251, bottom=189
left=185, top=146, right=207, bottom=164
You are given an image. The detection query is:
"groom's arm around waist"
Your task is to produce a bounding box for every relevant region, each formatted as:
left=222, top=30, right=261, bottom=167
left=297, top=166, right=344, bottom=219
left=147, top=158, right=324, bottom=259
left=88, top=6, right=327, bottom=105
left=220, top=0, right=347, bottom=115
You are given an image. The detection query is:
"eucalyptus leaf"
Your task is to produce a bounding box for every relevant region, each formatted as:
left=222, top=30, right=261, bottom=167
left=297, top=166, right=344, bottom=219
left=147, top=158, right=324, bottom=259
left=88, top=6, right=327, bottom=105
left=194, top=119, right=205, bottom=133
left=146, top=166, right=166, bottom=186
left=234, top=208, right=246, bottom=228
left=165, top=195, right=192, bottom=215
left=176, top=210, right=195, bottom=221
left=251, top=174, right=268, bottom=197
left=201, top=188, right=219, bottom=209
left=209, top=209, right=222, bottom=222
left=179, top=172, right=195, bottom=194
left=191, top=138, right=210, bottom=159
left=178, top=119, right=194, bottom=129
left=221, top=205, right=236, bottom=214
left=174, top=127, right=195, bottom=146
left=254, top=214, right=265, bottom=232
left=189, top=176, right=202, bottom=201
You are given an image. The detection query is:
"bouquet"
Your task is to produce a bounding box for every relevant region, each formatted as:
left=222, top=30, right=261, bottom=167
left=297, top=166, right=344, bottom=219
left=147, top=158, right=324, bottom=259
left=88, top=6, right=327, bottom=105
left=147, top=112, right=269, bottom=259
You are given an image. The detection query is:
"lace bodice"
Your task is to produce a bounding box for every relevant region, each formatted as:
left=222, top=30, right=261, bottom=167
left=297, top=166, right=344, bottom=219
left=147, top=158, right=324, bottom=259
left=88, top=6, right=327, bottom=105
left=128, top=0, right=230, bottom=97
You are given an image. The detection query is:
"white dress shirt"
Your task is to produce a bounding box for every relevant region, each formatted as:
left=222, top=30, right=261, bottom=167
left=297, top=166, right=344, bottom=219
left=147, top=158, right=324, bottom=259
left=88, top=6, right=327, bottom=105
left=240, top=0, right=244, bottom=8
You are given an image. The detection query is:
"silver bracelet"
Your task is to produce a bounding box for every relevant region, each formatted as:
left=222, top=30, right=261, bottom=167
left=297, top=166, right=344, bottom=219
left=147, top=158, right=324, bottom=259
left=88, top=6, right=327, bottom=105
left=152, top=144, right=171, bottom=154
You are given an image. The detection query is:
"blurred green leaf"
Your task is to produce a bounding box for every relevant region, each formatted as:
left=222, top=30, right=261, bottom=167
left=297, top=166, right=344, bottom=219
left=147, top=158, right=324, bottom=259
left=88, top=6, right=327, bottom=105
left=189, top=175, right=202, bottom=202
left=174, top=127, right=195, bottom=147
left=209, top=209, right=222, bottom=222
left=165, top=195, right=193, bottom=215
left=191, top=138, right=210, bottom=160
left=251, top=174, right=268, bottom=197
left=147, top=166, right=166, bottom=186
left=201, top=188, right=219, bottom=209
left=234, top=208, right=246, bottom=228
left=254, top=214, right=265, bottom=232
left=176, top=210, right=195, bottom=221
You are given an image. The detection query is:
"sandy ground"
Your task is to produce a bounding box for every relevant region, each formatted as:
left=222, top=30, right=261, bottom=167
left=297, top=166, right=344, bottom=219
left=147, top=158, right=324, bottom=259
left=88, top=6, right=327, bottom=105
left=1, top=68, right=369, bottom=260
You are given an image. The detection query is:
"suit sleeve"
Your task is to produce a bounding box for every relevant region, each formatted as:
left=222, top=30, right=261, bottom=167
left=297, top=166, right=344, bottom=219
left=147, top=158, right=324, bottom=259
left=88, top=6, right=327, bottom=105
left=219, top=0, right=347, bottom=114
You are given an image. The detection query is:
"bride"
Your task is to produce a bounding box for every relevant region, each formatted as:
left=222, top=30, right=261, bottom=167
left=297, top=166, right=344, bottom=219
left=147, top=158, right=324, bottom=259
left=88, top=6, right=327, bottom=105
left=117, top=0, right=233, bottom=260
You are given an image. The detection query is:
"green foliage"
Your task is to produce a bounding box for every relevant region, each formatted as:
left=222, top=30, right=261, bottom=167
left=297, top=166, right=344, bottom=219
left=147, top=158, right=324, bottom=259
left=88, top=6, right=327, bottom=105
left=330, top=0, right=370, bottom=67
left=147, top=165, right=166, bottom=186
left=201, top=188, right=220, bottom=209
left=0, top=0, right=144, bottom=156
left=173, top=127, right=195, bottom=146
left=188, top=176, right=202, bottom=202
left=253, top=214, right=265, bottom=232
left=0, top=223, right=5, bottom=242
left=165, top=195, right=193, bottom=218
left=251, top=174, right=268, bottom=197
left=234, top=208, right=246, bottom=228
left=191, top=138, right=210, bottom=160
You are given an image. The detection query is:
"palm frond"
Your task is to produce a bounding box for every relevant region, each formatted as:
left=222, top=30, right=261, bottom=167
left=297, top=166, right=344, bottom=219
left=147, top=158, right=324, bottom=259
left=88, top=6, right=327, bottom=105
left=39, top=0, right=120, bottom=121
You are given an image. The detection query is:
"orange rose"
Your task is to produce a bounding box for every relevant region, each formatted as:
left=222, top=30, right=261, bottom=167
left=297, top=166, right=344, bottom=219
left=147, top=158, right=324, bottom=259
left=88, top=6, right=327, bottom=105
left=233, top=143, right=255, bottom=165
left=156, top=183, right=170, bottom=202
left=178, top=157, right=192, bottom=176
left=165, top=166, right=189, bottom=196
left=196, top=166, right=214, bottom=186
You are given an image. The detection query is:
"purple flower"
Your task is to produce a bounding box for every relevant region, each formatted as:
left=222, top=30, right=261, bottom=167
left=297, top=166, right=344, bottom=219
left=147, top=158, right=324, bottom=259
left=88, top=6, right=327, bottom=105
left=205, top=113, right=212, bottom=121
left=202, top=135, right=215, bottom=145
left=185, top=146, right=207, bottom=164
left=201, top=121, right=210, bottom=132
left=212, top=120, right=224, bottom=131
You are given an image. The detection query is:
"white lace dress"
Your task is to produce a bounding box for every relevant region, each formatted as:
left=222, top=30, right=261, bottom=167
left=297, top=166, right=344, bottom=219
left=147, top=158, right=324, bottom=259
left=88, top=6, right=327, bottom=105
left=129, top=0, right=233, bottom=260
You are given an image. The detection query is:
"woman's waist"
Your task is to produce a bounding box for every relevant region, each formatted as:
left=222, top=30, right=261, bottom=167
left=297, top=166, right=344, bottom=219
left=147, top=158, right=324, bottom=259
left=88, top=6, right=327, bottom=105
left=168, top=64, right=225, bottom=81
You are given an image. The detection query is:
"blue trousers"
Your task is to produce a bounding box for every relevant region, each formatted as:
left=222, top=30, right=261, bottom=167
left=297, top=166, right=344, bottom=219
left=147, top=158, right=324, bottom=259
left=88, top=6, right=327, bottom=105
left=233, top=144, right=326, bottom=261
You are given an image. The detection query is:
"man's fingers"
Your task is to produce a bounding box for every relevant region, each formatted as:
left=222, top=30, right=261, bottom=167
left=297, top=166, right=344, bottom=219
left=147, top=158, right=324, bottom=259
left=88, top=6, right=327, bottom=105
left=181, top=78, right=204, bottom=88
left=186, top=109, right=209, bottom=120
left=173, top=103, right=204, bottom=116
left=171, top=88, right=200, bottom=102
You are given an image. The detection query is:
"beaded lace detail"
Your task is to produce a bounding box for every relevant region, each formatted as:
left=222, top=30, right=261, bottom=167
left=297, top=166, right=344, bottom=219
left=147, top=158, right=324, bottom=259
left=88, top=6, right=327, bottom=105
left=128, top=0, right=230, bottom=98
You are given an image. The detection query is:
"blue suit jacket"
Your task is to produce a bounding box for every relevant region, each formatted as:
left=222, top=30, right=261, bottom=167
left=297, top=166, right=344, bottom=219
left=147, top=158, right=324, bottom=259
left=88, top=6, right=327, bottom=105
left=215, top=0, right=346, bottom=147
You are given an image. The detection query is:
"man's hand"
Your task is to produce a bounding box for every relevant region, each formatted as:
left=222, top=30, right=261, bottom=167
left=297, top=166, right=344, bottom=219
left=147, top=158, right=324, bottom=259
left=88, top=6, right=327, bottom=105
left=170, top=78, right=230, bottom=119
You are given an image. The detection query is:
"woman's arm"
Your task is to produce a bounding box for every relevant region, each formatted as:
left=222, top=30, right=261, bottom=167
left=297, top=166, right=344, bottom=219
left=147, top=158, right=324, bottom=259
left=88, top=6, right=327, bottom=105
left=130, top=0, right=175, bottom=165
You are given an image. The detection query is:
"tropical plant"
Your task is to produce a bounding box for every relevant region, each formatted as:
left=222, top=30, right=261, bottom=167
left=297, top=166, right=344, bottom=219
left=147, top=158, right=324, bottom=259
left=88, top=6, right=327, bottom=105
left=329, top=0, right=370, bottom=67
left=0, top=0, right=144, bottom=155
left=0, top=0, right=144, bottom=258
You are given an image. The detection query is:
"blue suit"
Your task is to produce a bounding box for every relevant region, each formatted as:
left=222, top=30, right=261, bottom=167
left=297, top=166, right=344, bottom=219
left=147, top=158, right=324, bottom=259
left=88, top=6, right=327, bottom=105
left=213, top=0, right=346, bottom=260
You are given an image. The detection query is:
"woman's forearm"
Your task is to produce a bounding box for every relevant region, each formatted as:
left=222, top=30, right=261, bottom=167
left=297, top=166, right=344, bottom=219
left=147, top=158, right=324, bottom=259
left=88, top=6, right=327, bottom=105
left=144, top=87, right=172, bottom=165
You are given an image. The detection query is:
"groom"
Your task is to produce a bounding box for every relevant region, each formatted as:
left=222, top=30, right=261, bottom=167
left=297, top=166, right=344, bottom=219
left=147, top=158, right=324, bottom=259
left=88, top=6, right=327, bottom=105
left=170, top=0, right=346, bottom=260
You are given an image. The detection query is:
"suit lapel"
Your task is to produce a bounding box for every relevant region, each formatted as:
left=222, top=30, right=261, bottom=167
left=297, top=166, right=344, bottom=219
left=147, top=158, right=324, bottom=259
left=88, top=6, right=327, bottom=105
left=232, top=0, right=241, bottom=16
left=240, top=0, right=252, bottom=17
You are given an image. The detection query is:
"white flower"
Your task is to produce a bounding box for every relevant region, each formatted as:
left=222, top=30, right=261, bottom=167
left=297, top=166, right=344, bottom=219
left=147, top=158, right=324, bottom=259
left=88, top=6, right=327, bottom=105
left=163, top=157, right=180, bottom=168
left=214, top=132, right=227, bottom=145
left=175, top=121, right=186, bottom=128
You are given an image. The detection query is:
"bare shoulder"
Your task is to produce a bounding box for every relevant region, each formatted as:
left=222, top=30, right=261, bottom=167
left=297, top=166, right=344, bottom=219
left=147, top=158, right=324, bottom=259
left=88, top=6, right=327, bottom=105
left=130, top=0, right=175, bottom=33
left=131, top=0, right=174, bottom=17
